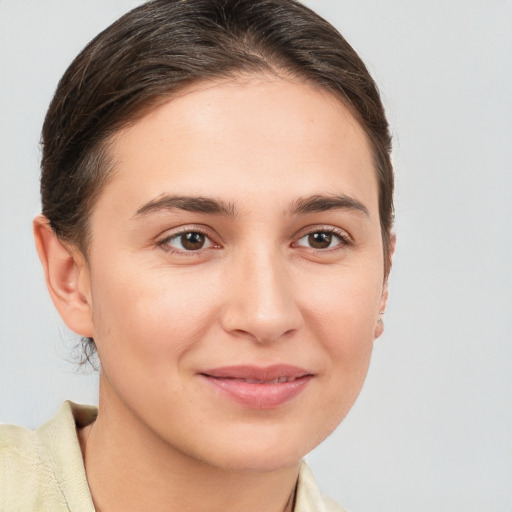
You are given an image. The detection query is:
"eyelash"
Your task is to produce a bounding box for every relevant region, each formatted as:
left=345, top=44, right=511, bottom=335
left=157, top=227, right=219, bottom=255
left=293, top=227, right=352, bottom=251
left=156, top=226, right=352, bottom=255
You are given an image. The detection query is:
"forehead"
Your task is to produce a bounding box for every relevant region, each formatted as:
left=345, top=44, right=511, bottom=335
left=96, top=77, right=378, bottom=218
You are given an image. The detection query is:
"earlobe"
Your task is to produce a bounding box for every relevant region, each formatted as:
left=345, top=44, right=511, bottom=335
left=385, top=232, right=397, bottom=282
left=33, top=215, right=95, bottom=338
left=374, top=285, right=388, bottom=339
left=375, top=232, right=396, bottom=339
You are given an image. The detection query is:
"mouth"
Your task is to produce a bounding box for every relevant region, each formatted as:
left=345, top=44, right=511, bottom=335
left=219, top=375, right=304, bottom=384
left=199, top=365, right=314, bottom=409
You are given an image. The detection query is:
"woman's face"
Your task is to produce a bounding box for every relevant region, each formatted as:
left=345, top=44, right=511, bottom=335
left=80, top=77, right=387, bottom=471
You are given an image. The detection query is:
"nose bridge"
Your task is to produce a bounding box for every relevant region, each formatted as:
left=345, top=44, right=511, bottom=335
left=222, top=244, right=301, bottom=343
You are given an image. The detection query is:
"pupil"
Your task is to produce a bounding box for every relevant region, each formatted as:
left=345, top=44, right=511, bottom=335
left=308, top=232, right=331, bottom=249
left=182, top=232, right=205, bottom=250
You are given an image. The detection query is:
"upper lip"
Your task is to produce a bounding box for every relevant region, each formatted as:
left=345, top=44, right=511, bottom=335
left=200, top=364, right=312, bottom=381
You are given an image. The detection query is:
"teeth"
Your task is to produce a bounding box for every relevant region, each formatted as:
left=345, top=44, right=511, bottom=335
left=241, top=376, right=298, bottom=384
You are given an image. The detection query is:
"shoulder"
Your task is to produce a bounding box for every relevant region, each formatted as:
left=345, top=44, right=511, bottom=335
left=295, top=462, right=349, bottom=512
left=0, top=418, right=65, bottom=510
left=0, top=402, right=96, bottom=512
left=0, top=421, right=38, bottom=478
left=322, top=495, right=349, bottom=512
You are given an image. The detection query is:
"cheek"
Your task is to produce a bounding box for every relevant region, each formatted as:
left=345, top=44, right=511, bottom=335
left=302, top=262, right=382, bottom=341
left=307, top=287, right=377, bottom=438
left=88, top=261, right=223, bottom=372
left=299, top=262, right=381, bottom=402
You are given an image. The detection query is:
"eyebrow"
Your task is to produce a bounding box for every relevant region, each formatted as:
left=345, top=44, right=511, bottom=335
left=133, top=193, right=369, bottom=219
left=291, top=194, right=370, bottom=217
left=134, top=195, right=236, bottom=218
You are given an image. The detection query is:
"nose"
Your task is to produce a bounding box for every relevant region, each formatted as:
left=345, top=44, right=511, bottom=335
left=219, top=247, right=303, bottom=344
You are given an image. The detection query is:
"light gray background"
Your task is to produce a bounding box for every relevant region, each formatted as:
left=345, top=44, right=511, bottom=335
left=1, top=1, right=511, bottom=511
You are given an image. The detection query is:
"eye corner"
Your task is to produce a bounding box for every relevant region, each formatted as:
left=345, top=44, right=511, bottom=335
left=156, top=226, right=222, bottom=256
left=292, top=226, right=353, bottom=252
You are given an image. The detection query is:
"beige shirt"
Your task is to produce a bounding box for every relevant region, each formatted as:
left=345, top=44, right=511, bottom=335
left=0, top=402, right=346, bottom=511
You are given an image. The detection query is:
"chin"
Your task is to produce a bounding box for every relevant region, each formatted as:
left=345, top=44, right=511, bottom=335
left=208, top=448, right=305, bottom=474
left=186, top=424, right=323, bottom=474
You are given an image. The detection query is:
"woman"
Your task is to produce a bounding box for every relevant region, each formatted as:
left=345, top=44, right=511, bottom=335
left=0, top=0, right=394, bottom=510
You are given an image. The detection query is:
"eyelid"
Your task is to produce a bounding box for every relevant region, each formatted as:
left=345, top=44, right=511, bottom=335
left=156, top=224, right=222, bottom=253
left=293, top=225, right=352, bottom=242
left=291, top=225, right=353, bottom=250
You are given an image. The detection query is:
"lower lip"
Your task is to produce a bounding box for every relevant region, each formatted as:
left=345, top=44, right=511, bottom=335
left=200, top=375, right=313, bottom=409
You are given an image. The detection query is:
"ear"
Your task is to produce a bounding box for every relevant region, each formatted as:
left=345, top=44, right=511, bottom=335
left=374, top=232, right=396, bottom=339
left=33, top=215, right=95, bottom=338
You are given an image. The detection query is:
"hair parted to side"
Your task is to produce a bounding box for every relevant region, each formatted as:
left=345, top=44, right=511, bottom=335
left=41, top=0, right=394, bottom=363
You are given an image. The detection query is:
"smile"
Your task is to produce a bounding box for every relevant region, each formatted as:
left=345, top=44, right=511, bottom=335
left=227, top=376, right=301, bottom=384
left=199, top=365, right=313, bottom=409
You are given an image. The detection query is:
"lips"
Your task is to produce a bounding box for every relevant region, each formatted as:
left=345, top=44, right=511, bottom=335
left=199, top=365, right=313, bottom=409
left=228, top=376, right=300, bottom=384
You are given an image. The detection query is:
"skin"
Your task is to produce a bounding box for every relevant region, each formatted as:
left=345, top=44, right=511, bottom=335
left=35, top=76, right=392, bottom=512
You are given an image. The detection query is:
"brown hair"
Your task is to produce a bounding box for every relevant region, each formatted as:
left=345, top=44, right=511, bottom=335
left=41, top=0, right=393, bottom=361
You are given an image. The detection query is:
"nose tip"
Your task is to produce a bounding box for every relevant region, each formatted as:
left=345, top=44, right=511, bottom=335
left=229, top=307, right=299, bottom=344
left=219, top=258, right=302, bottom=344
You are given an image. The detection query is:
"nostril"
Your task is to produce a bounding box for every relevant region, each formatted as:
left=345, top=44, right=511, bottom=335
left=218, top=268, right=303, bottom=342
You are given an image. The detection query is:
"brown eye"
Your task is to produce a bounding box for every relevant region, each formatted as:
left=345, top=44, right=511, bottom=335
left=181, top=232, right=205, bottom=250
left=308, top=232, right=333, bottom=249
left=296, top=230, right=347, bottom=250
left=163, top=231, right=214, bottom=252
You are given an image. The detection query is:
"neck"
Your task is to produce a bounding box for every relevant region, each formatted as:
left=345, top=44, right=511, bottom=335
left=79, top=380, right=300, bottom=512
